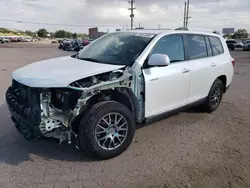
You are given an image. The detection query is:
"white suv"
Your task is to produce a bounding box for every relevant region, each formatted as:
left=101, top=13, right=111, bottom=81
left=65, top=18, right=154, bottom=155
left=6, top=28, right=234, bottom=159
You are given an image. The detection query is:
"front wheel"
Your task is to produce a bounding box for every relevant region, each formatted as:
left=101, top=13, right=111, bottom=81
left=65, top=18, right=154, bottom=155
left=78, top=101, right=136, bottom=160
left=201, top=79, right=224, bottom=113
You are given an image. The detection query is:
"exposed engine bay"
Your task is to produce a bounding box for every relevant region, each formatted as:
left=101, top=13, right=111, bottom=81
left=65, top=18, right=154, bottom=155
left=37, top=67, right=139, bottom=143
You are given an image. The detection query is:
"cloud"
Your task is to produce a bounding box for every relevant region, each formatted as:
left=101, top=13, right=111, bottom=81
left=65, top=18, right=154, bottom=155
left=0, top=0, right=249, bottom=33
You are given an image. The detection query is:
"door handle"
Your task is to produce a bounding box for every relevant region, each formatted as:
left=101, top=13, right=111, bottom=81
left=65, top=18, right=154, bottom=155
left=181, top=68, right=190, bottom=73
left=150, top=78, right=159, bottom=81
left=211, top=63, right=217, bottom=67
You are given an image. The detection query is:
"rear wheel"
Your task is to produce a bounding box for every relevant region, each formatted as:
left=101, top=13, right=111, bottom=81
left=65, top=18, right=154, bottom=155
left=201, top=79, right=224, bottom=113
left=78, top=101, right=136, bottom=160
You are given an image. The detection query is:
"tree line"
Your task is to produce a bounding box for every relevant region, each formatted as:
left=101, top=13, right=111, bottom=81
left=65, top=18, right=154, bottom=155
left=223, top=29, right=249, bottom=39
left=1, top=27, right=248, bottom=39
left=0, top=28, right=87, bottom=38
left=37, top=28, right=87, bottom=38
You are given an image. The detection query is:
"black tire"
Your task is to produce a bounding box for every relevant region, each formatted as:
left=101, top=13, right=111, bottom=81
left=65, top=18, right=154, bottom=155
left=201, top=79, right=224, bottom=113
left=78, top=101, right=136, bottom=160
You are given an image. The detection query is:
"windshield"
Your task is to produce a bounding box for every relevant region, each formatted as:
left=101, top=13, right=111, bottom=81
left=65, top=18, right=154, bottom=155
left=77, top=32, right=155, bottom=66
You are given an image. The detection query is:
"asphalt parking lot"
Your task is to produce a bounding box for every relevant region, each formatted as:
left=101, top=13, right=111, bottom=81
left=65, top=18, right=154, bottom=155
left=0, top=43, right=250, bottom=188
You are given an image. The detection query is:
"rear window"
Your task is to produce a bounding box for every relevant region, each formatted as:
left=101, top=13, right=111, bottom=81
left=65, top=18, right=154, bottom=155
left=209, top=36, right=224, bottom=55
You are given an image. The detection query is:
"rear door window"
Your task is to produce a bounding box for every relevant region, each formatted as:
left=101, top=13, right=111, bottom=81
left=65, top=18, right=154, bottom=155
left=186, top=35, right=207, bottom=60
left=209, top=36, right=224, bottom=55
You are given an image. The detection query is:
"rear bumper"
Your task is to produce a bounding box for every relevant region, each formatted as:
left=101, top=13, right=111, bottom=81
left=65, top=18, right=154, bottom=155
left=5, top=83, right=42, bottom=141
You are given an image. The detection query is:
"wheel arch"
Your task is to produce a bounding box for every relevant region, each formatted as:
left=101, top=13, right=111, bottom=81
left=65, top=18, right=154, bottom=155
left=71, top=88, right=140, bottom=133
left=217, top=75, right=227, bottom=93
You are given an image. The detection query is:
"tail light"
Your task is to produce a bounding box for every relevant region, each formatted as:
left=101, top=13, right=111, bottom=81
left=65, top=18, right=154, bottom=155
left=232, top=58, right=235, bottom=67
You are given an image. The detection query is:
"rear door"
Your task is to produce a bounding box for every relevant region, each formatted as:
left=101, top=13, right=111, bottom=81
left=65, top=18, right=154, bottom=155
left=185, top=34, right=217, bottom=103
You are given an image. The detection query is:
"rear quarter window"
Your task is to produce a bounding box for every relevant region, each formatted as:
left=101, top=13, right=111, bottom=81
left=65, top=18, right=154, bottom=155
left=209, top=36, right=224, bottom=55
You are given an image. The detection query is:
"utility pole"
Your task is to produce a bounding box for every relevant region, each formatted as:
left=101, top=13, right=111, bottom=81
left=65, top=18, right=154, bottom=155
left=183, top=2, right=186, bottom=27
left=128, top=0, right=135, bottom=30
left=186, top=0, right=191, bottom=27
left=183, top=0, right=191, bottom=27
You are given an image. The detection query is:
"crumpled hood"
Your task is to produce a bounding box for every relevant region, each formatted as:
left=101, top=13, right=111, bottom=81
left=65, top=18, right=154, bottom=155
left=13, top=56, right=125, bottom=88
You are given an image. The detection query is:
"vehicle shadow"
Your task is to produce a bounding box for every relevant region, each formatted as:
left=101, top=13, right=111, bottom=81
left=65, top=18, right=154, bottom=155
left=0, top=102, right=205, bottom=165
left=136, top=106, right=205, bottom=130
left=0, top=103, right=95, bottom=165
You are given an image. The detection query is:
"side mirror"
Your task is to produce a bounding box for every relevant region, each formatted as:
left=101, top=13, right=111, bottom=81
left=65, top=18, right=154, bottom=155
left=148, top=54, right=170, bottom=67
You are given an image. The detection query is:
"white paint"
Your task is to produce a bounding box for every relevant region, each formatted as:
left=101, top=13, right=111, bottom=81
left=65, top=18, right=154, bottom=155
left=12, top=56, right=125, bottom=87
left=137, top=31, right=234, bottom=118
left=12, top=30, right=234, bottom=120
left=143, top=62, right=191, bottom=117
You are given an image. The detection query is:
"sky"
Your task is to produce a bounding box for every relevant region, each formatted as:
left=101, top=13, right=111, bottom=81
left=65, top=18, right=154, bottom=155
left=0, top=0, right=249, bottom=34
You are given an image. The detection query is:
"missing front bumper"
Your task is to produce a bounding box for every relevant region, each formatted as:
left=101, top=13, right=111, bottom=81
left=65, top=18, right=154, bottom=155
left=5, top=82, right=42, bottom=141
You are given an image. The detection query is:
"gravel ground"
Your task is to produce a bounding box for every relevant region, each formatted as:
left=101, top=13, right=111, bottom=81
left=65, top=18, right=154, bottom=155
left=0, top=44, right=249, bottom=188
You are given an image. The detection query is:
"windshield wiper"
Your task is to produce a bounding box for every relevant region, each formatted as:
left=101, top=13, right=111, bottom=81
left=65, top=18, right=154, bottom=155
left=77, top=57, right=105, bottom=64
left=170, top=60, right=183, bottom=63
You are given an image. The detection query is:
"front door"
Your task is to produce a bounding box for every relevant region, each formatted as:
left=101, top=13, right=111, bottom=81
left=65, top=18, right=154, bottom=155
left=142, top=34, right=191, bottom=118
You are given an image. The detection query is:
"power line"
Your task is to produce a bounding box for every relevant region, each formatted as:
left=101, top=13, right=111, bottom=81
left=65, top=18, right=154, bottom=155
left=194, top=8, right=249, bottom=14
left=0, top=18, right=127, bottom=27
left=191, top=16, right=250, bottom=23
left=128, top=0, right=136, bottom=29
left=1, top=16, right=249, bottom=28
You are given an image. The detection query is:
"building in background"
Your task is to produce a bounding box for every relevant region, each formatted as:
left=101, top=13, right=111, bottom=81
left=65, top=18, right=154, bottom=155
left=88, top=27, right=106, bottom=39
left=222, top=28, right=235, bottom=35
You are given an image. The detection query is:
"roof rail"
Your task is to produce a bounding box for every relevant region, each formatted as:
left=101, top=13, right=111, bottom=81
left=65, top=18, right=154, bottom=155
left=175, top=27, right=220, bottom=34
left=129, top=28, right=171, bottom=30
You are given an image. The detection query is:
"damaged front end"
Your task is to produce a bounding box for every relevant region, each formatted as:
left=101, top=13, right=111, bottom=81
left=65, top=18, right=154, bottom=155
left=6, top=67, right=142, bottom=144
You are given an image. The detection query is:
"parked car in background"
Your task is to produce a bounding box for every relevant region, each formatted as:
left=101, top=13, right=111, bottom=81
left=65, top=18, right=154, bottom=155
left=10, top=37, right=19, bottom=42
left=226, top=39, right=236, bottom=50
left=62, top=40, right=75, bottom=51
left=31, top=38, right=38, bottom=42
left=88, top=39, right=94, bottom=44
left=73, top=39, right=83, bottom=52
left=243, top=40, right=250, bottom=51
left=0, top=37, right=10, bottom=43
left=58, top=39, right=70, bottom=49
left=82, top=39, right=90, bottom=46
left=20, top=37, right=31, bottom=42
left=51, top=40, right=58, bottom=44
left=236, top=41, right=244, bottom=48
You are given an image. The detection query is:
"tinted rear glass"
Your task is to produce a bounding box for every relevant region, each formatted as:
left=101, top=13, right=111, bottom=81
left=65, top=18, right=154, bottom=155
left=186, top=35, right=207, bottom=60
left=209, top=36, right=224, bottom=55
